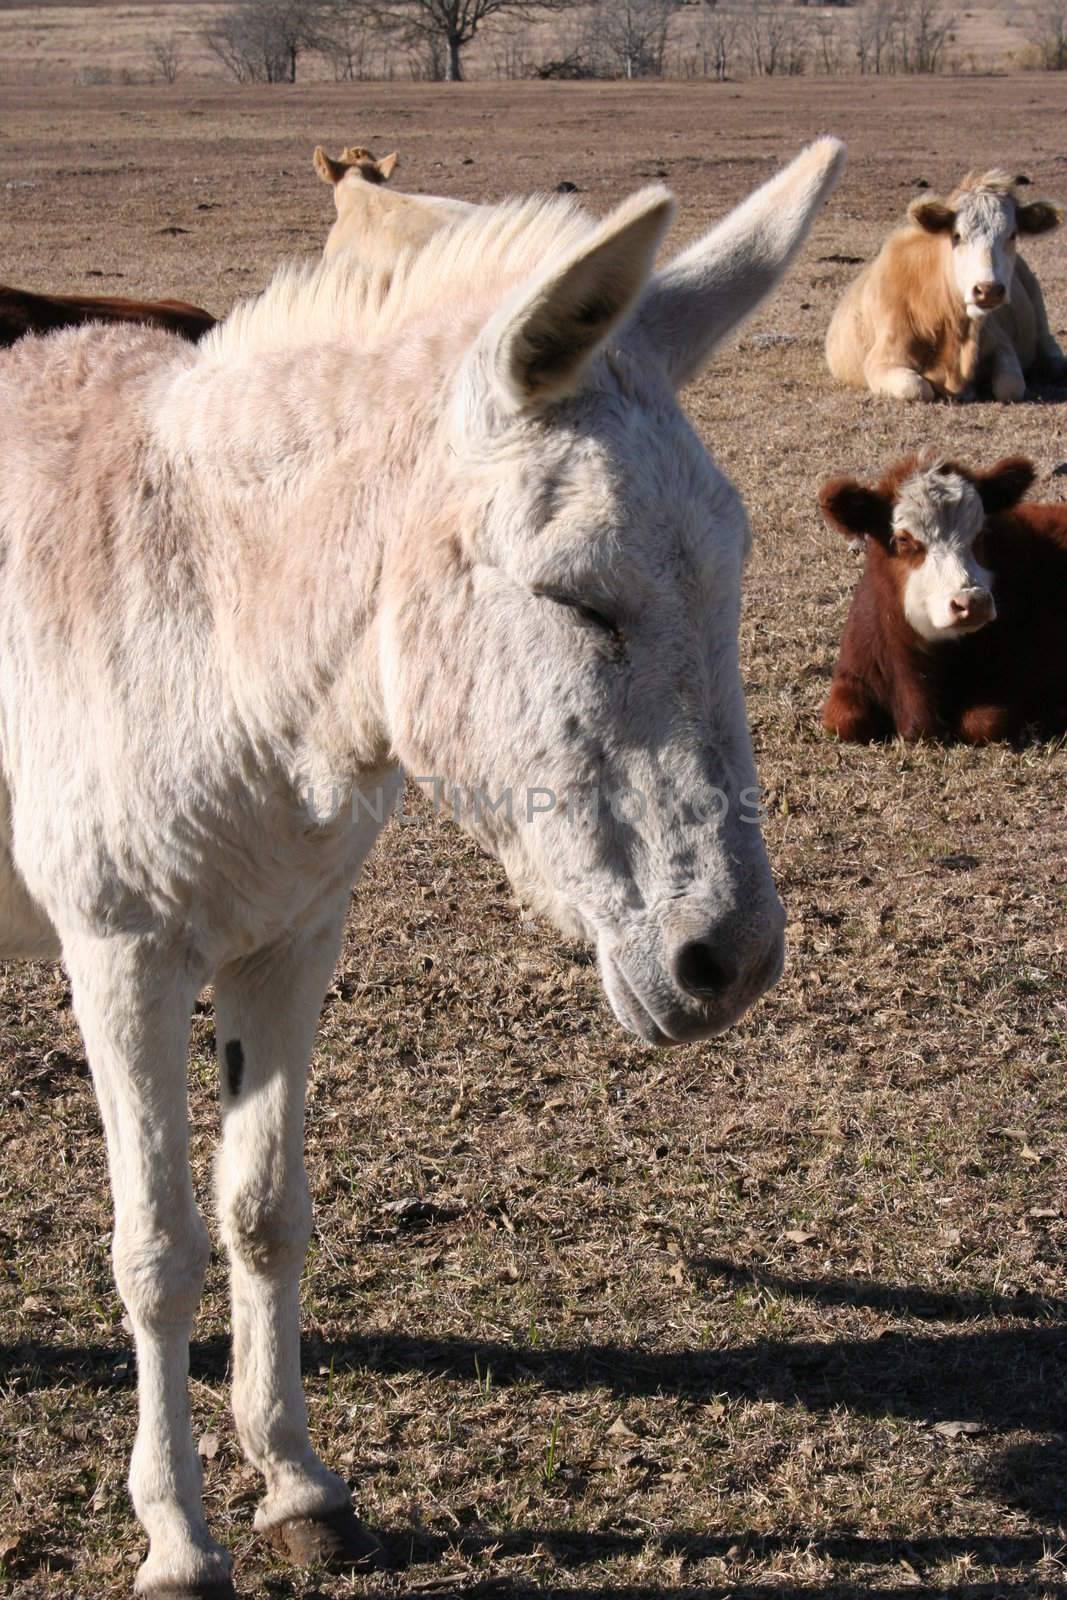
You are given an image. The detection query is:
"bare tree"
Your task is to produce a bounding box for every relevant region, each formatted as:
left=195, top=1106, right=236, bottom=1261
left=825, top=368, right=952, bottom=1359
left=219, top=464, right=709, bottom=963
left=811, top=9, right=845, bottom=68
left=743, top=0, right=808, bottom=72
left=351, top=0, right=577, bottom=78
left=695, top=2, right=740, bottom=76
left=204, top=0, right=321, bottom=82
left=145, top=31, right=183, bottom=82
left=597, top=0, right=680, bottom=75
left=852, top=0, right=899, bottom=70
left=1014, top=0, right=1067, bottom=63
left=317, top=0, right=380, bottom=74
left=897, top=0, right=955, bottom=68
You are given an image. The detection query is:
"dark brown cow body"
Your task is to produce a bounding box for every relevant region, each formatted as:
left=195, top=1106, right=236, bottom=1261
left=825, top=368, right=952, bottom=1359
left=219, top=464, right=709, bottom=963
left=0, top=285, right=215, bottom=348
left=820, top=455, right=1067, bottom=744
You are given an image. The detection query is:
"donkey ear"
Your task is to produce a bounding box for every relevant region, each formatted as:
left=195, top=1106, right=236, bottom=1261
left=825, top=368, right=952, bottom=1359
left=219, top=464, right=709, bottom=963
left=378, top=151, right=399, bottom=181
left=313, top=147, right=345, bottom=186
left=973, top=456, right=1036, bottom=514
left=633, top=138, right=845, bottom=390
left=478, top=186, right=674, bottom=412
left=819, top=477, right=892, bottom=544
left=1017, top=199, right=1063, bottom=234
left=908, top=197, right=955, bottom=233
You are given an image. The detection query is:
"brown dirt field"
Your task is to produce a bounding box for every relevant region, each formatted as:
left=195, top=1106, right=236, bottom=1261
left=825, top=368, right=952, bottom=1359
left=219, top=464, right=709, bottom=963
left=1, top=75, right=1066, bottom=1600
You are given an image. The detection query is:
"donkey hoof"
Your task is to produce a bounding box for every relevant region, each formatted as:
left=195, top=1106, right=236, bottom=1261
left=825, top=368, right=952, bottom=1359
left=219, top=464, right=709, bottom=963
left=267, top=1504, right=389, bottom=1570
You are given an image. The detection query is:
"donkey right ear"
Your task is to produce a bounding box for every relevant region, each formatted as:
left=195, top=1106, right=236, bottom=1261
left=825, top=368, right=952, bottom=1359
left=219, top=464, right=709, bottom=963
left=313, top=147, right=345, bottom=186
left=474, top=185, right=674, bottom=413
left=633, top=137, right=845, bottom=391
left=819, top=477, right=892, bottom=544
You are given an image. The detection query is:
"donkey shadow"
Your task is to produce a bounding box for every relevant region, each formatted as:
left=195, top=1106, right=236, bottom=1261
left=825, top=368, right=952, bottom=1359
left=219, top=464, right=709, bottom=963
left=4, top=1262, right=1065, bottom=1591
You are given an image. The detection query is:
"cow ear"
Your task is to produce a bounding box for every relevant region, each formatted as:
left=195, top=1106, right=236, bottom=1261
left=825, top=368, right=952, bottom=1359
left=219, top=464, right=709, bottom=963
left=973, top=456, right=1036, bottom=514
left=820, top=477, right=892, bottom=544
left=1017, top=199, right=1063, bottom=234
left=908, top=197, right=955, bottom=234
left=378, top=152, right=399, bottom=181
left=313, top=147, right=345, bottom=186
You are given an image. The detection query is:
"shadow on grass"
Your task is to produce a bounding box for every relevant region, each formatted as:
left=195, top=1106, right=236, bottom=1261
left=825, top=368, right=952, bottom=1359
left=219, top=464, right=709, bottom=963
left=4, top=1255, right=1065, bottom=1435
left=370, top=1580, right=1067, bottom=1600
left=3, top=1266, right=1064, bottom=1552
left=689, top=1256, right=1067, bottom=1322
left=4, top=1322, right=1065, bottom=1434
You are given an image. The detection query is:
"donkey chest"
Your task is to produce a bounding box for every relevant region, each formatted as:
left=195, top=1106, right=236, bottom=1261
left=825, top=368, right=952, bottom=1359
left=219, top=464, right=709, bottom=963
left=8, top=751, right=399, bottom=963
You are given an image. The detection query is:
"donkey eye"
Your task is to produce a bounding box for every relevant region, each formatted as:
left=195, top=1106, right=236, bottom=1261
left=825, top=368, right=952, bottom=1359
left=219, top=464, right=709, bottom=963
left=540, top=592, right=622, bottom=639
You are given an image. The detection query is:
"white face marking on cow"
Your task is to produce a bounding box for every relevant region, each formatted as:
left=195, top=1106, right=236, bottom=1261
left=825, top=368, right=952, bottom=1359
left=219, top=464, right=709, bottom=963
left=894, top=467, right=996, bottom=641
left=949, top=189, right=1018, bottom=318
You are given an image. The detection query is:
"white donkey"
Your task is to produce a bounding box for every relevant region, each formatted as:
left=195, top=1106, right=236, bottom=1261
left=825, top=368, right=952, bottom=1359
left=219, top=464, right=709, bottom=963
left=0, top=138, right=843, bottom=1598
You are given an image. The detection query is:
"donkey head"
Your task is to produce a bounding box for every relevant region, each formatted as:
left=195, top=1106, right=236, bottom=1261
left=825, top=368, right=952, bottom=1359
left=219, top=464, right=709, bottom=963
left=381, top=140, right=845, bottom=1045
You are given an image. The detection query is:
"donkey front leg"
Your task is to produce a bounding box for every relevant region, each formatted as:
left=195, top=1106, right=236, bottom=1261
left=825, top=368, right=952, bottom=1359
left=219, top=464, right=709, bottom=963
left=214, top=912, right=384, bottom=1571
left=63, top=932, right=233, bottom=1600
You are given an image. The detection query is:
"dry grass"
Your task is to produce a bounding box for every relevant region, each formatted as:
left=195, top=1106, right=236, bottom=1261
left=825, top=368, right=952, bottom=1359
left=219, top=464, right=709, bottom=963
left=1, top=74, right=1066, bottom=1600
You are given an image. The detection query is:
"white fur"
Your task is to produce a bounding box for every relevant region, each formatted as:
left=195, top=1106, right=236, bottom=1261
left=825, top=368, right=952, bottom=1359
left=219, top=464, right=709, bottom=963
left=895, top=467, right=996, bottom=639
left=949, top=185, right=1019, bottom=317
left=0, top=140, right=842, bottom=1596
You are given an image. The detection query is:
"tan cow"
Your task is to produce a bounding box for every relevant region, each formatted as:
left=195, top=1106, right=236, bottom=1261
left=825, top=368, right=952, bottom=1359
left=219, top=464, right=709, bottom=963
left=314, top=142, right=476, bottom=262
left=826, top=170, right=1064, bottom=402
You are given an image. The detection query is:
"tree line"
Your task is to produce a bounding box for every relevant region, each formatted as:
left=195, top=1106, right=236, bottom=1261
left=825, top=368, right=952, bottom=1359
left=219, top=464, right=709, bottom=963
left=140, top=0, right=1067, bottom=85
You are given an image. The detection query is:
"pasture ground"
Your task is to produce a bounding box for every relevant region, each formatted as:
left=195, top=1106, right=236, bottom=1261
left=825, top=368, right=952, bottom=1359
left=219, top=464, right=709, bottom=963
left=1, top=74, right=1066, bottom=1600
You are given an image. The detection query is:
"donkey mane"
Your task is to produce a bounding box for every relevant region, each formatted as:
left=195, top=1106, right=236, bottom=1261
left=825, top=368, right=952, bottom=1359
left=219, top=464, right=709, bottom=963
left=206, top=192, right=597, bottom=361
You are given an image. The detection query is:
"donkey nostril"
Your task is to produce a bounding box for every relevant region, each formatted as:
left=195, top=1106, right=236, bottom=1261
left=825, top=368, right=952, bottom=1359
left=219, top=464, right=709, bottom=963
left=673, top=939, right=738, bottom=999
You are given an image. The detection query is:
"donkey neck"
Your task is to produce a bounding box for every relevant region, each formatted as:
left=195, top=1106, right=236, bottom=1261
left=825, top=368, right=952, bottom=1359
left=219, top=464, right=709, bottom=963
left=153, top=332, right=462, bottom=790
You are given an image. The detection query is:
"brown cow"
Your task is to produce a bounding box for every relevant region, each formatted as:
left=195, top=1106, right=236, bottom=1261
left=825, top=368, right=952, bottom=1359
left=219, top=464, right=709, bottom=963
left=826, top=170, right=1064, bottom=402
left=0, top=285, right=215, bottom=348
left=820, top=453, right=1067, bottom=744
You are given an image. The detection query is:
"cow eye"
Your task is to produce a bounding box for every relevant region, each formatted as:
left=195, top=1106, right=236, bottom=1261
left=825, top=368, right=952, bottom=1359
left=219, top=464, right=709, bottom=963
left=951, top=231, right=962, bottom=247
left=891, top=531, right=921, bottom=557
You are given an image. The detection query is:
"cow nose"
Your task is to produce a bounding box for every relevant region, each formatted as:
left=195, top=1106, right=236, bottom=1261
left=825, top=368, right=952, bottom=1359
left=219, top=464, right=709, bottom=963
left=672, top=939, right=739, bottom=999
left=949, top=589, right=994, bottom=624
left=973, top=280, right=1005, bottom=306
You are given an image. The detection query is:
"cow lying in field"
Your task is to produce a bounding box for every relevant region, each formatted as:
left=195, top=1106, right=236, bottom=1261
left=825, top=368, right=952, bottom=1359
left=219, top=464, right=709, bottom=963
left=820, top=454, right=1067, bottom=744
left=825, top=170, right=1065, bottom=402
left=0, top=284, right=215, bottom=347
left=314, top=142, right=476, bottom=260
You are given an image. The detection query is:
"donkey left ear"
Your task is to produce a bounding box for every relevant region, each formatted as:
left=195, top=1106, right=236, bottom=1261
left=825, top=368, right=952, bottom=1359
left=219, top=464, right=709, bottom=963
left=476, top=185, right=674, bottom=412
left=1017, top=199, right=1063, bottom=234
left=973, top=456, right=1036, bottom=514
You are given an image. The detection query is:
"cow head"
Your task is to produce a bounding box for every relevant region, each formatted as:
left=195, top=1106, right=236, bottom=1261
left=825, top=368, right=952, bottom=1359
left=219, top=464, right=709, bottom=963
left=313, top=145, right=399, bottom=189
left=909, top=170, right=1062, bottom=318
left=820, top=455, right=1036, bottom=642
